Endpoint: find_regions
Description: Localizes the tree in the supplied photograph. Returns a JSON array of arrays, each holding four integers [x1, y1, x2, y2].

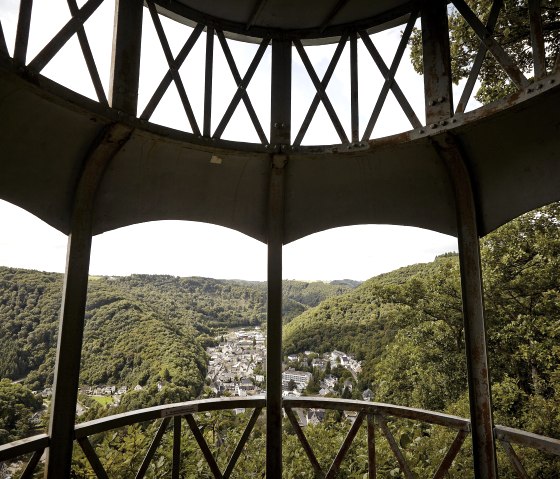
[[410, 0, 560, 104]]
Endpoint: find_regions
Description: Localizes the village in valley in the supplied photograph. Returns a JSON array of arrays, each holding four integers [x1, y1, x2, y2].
[[38, 326, 370, 426], [205, 327, 372, 426]]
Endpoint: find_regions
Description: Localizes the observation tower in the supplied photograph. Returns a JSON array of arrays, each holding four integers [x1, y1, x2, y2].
[[1, 0, 560, 477]]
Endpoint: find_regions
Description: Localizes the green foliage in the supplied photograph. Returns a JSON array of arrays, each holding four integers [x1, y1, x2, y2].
[[409, 0, 560, 104], [0, 379, 42, 444]]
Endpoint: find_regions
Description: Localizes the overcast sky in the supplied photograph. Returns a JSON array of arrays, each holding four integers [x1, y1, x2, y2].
[[0, 0, 462, 281]]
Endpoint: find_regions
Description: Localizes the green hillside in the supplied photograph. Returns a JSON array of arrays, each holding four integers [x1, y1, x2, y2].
[[283, 204, 560, 475], [0, 270, 351, 393]]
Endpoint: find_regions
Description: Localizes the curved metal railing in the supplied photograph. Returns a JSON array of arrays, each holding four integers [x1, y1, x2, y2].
[[1, 397, 559, 478], [1, 0, 558, 150]]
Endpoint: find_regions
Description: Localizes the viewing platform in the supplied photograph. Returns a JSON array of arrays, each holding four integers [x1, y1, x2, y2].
[[1, 0, 559, 476]]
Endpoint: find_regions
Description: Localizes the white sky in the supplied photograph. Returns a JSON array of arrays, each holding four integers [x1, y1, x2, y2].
[[0, 0, 464, 281]]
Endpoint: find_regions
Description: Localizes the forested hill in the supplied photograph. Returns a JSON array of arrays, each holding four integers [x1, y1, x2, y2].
[[284, 204, 560, 462], [0, 270, 352, 393]]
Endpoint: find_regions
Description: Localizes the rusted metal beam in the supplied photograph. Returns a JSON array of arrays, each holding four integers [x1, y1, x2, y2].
[[135, 418, 171, 479], [498, 440, 529, 479], [294, 39, 349, 144], [0, 434, 48, 462], [266, 152, 286, 479], [77, 437, 110, 479], [421, 0, 453, 125], [45, 124, 133, 479], [20, 448, 44, 479], [147, 0, 200, 135], [325, 411, 365, 478], [528, 0, 546, 79], [172, 416, 181, 479], [350, 32, 359, 142], [109, 0, 143, 115], [223, 407, 262, 478], [367, 414, 376, 479], [67, 0, 108, 105], [214, 31, 269, 143], [285, 406, 324, 478], [267, 41, 289, 476], [358, 31, 421, 135], [294, 34, 348, 146], [203, 26, 214, 137], [433, 429, 469, 479], [28, 0, 103, 73], [451, 0, 529, 89], [140, 23, 204, 120], [362, 8, 419, 139], [456, 0, 502, 114], [495, 425, 560, 456], [432, 133, 497, 479], [377, 416, 415, 479], [14, 0, 33, 65], [185, 414, 223, 478]]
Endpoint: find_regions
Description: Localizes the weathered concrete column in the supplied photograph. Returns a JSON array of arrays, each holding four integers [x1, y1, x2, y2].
[[434, 134, 497, 478], [45, 125, 132, 478], [266, 38, 291, 479]]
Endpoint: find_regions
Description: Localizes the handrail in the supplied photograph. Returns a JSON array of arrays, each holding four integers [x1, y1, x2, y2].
[[0, 433, 49, 462], [2, 397, 559, 478], [495, 424, 560, 457]]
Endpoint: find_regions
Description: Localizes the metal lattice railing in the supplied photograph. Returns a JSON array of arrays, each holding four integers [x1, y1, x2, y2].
[[1, 397, 559, 478], [1, 0, 558, 147]]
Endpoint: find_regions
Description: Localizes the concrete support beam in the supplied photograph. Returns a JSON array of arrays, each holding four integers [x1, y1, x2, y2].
[[434, 133, 497, 479], [45, 124, 132, 478]]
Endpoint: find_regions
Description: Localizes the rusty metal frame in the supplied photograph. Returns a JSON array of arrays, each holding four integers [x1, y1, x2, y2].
[[358, 29, 421, 136], [498, 439, 530, 479], [325, 411, 365, 478], [13, 0, 32, 65], [528, 0, 546, 80], [223, 407, 263, 478], [66, 0, 107, 105], [367, 413, 376, 479], [433, 429, 469, 479], [214, 30, 269, 143], [27, 0, 104, 73], [293, 34, 348, 146], [185, 413, 223, 478], [360, 8, 419, 140], [285, 406, 324, 477], [172, 416, 181, 479], [455, 0, 503, 114], [451, 0, 529, 90], [146, 0, 200, 135], [294, 38, 349, 144], [377, 415, 415, 479], [4, 398, 559, 477], [45, 124, 133, 479], [203, 26, 214, 137], [140, 23, 204, 120], [77, 436, 110, 479], [433, 133, 498, 478]]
